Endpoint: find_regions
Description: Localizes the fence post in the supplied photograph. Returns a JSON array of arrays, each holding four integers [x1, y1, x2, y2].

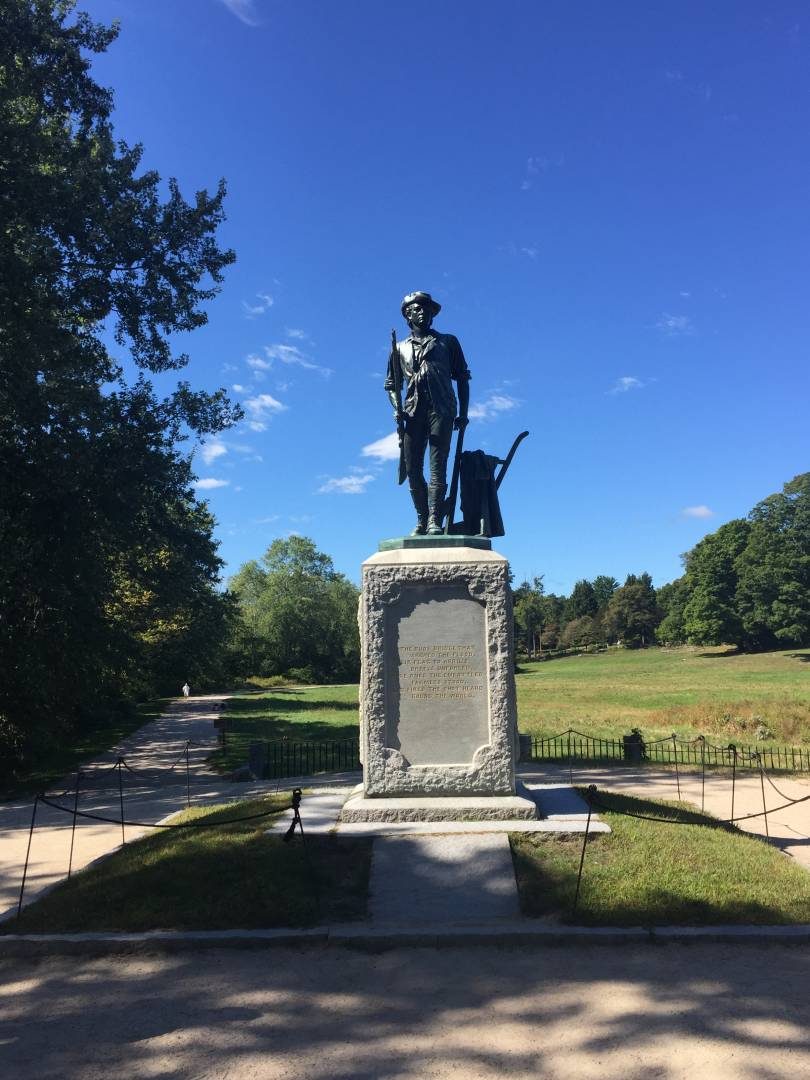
[[117, 759, 126, 846], [68, 770, 82, 877], [729, 745, 737, 823], [572, 785, 596, 917], [567, 730, 573, 785], [17, 794, 41, 921], [757, 752, 769, 839], [672, 734, 681, 800], [185, 743, 191, 808], [699, 736, 706, 812]]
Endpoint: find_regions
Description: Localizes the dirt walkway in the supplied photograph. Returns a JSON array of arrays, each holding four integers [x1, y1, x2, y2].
[[0, 694, 232, 920], [2, 943, 809, 1078]]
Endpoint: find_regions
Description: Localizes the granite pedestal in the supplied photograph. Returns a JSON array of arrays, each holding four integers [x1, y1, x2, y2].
[[340, 540, 537, 823]]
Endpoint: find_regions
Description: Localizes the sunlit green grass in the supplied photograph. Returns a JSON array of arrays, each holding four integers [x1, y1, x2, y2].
[[7, 795, 372, 932], [213, 685, 359, 772], [516, 646, 810, 745], [511, 791, 810, 925]]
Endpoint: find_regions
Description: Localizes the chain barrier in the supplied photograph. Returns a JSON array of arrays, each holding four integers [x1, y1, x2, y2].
[[16, 785, 302, 921], [571, 780, 810, 915]]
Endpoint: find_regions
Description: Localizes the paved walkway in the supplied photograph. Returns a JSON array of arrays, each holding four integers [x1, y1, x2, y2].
[[0, 694, 241, 919], [2, 944, 809, 1078]]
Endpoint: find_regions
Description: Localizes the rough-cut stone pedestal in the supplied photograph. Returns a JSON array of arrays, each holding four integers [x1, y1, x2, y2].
[[340, 543, 536, 823]]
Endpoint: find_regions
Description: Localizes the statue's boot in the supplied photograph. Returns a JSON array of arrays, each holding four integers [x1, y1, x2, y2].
[[410, 481, 429, 535], [426, 483, 446, 535]]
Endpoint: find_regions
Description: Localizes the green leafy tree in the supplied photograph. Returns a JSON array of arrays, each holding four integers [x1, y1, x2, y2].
[[603, 573, 661, 646], [655, 576, 690, 644], [592, 575, 619, 611], [229, 538, 360, 683], [0, 2, 239, 774], [513, 576, 545, 657], [680, 521, 750, 646], [560, 614, 603, 649], [735, 474, 810, 648], [565, 579, 597, 622]]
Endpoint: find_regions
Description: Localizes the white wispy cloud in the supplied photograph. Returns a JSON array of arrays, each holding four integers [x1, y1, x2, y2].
[[232, 383, 247, 393], [243, 392, 287, 431], [520, 152, 564, 190], [285, 328, 308, 340], [682, 505, 714, 519], [318, 473, 375, 495], [609, 376, 645, 394], [242, 292, 274, 318], [468, 392, 521, 421], [361, 432, 400, 462], [247, 355, 271, 371], [657, 313, 694, 336], [264, 343, 333, 377], [220, 0, 263, 28], [195, 477, 230, 490], [200, 440, 227, 465]]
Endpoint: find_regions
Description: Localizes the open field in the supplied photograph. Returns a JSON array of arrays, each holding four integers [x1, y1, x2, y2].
[[216, 648, 810, 768], [516, 646, 810, 745]]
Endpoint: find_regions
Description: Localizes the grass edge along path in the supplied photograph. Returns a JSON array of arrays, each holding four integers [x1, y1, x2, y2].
[[511, 790, 810, 926], [6, 795, 372, 934]]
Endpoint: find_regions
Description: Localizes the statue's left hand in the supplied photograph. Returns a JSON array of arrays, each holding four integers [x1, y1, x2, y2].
[[453, 416, 469, 431]]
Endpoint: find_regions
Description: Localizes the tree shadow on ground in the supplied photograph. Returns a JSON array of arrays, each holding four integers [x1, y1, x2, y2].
[[2, 943, 809, 1078], [230, 694, 358, 715]]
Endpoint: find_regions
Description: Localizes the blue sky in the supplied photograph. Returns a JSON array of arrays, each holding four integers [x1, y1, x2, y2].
[[80, 0, 808, 593]]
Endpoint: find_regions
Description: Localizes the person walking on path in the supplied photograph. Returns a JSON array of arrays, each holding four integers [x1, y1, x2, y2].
[[182, 682, 190, 698]]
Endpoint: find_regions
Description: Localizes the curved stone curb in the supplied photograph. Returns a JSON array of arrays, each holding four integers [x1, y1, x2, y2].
[[3, 922, 810, 957]]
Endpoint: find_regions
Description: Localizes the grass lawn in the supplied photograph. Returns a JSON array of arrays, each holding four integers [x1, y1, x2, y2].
[[213, 684, 359, 773], [213, 648, 810, 776], [7, 795, 372, 933], [511, 791, 810, 925], [516, 646, 810, 746], [1, 697, 173, 801]]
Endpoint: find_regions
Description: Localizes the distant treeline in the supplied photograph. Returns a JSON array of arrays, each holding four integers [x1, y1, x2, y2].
[[514, 473, 810, 654]]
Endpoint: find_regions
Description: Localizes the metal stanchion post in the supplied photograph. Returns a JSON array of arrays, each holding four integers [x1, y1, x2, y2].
[[672, 734, 681, 800], [68, 770, 82, 877], [17, 795, 40, 921], [567, 730, 573, 785], [117, 759, 126, 845], [729, 745, 737, 824], [185, 743, 191, 808], [699, 736, 706, 812], [758, 753, 769, 839], [572, 785, 596, 917]]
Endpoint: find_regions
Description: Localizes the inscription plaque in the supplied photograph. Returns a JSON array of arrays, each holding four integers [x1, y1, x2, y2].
[[385, 585, 489, 765]]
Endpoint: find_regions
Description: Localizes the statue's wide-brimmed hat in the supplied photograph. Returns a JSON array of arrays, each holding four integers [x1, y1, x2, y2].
[[401, 291, 441, 318]]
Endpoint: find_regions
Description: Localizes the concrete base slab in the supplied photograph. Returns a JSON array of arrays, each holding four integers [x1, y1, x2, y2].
[[369, 834, 521, 925], [335, 818, 611, 836], [339, 791, 538, 823]]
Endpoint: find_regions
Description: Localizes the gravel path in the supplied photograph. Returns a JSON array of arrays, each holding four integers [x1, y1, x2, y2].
[[2, 944, 809, 1078]]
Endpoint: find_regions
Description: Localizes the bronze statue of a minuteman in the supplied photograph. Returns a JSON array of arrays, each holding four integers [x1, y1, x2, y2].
[[385, 292, 470, 535]]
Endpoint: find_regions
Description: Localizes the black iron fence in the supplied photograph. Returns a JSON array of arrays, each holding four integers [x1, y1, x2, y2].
[[527, 728, 810, 772], [252, 739, 361, 780]]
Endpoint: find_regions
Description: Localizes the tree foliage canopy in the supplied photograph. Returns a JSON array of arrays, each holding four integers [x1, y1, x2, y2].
[[1, 2, 239, 777], [228, 537, 361, 684]]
